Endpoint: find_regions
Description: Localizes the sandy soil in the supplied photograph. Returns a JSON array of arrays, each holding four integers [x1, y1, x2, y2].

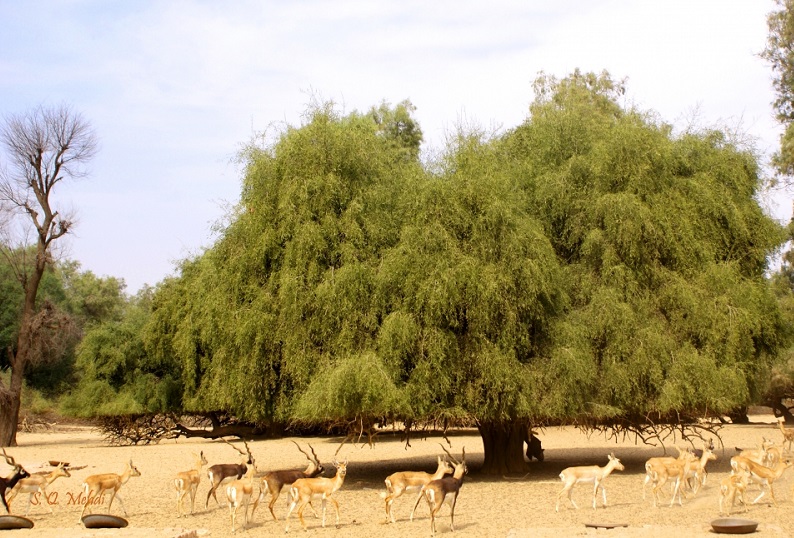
[[1, 417, 793, 537]]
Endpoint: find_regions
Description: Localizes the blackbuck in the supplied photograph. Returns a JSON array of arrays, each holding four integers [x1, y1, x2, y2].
[[205, 439, 254, 509], [692, 437, 715, 459], [776, 417, 794, 452], [7, 462, 70, 515], [226, 463, 257, 533], [644, 451, 697, 507], [413, 447, 467, 536], [719, 471, 749, 516], [730, 455, 794, 506], [79, 460, 141, 519], [0, 449, 30, 514], [381, 455, 453, 523], [173, 451, 208, 517], [673, 443, 717, 496], [735, 437, 775, 467], [251, 441, 323, 521], [285, 458, 348, 532], [556, 453, 624, 512], [642, 446, 692, 500]]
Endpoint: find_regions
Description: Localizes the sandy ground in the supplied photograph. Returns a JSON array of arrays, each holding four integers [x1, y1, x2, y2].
[[1, 416, 793, 537]]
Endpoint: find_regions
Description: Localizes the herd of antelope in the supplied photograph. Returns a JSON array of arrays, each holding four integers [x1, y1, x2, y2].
[[2, 416, 794, 534]]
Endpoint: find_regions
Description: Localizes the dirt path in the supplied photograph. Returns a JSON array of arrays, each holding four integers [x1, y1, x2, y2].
[[2, 416, 793, 537]]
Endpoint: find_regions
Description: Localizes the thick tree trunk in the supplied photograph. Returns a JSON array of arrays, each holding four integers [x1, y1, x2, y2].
[[1, 257, 45, 447], [0, 351, 24, 447], [478, 420, 529, 475]]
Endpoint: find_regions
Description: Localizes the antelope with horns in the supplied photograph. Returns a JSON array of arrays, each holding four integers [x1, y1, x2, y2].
[[7, 462, 70, 515], [382, 454, 453, 523], [79, 460, 141, 519], [413, 446, 467, 536], [173, 451, 208, 517], [285, 458, 348, 532], [0, 449, 30, 514], [205, 438, 254, 509], [251, 441, 323, 522]]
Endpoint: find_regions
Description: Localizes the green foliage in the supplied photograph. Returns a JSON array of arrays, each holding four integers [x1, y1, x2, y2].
[[762, 0, 794, 179], [294, 352, 408, 421], [504, 71, 787, 421], [141, 77, 787, 432], [62, 286, 180, 417], [0, 254, 122, 395]]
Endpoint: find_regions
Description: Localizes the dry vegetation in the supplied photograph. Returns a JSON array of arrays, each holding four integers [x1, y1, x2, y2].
[[2, 415, 794, 537]]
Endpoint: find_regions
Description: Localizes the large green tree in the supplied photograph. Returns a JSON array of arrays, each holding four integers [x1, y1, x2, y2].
[[506, 72, 786, 433], [145, 80, 787, 473]]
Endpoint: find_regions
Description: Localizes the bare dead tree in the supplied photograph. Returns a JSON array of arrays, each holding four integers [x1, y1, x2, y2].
[[0, 104, 97, 447]]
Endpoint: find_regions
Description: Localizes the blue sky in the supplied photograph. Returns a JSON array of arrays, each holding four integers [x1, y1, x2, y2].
[[0, 1, 787, 293]]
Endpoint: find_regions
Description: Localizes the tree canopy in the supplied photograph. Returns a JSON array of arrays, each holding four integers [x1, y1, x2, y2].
[[90, 75, 789, 473]]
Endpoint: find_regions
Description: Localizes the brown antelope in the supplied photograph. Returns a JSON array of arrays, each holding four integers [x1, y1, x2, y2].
[[735, 437, 775, 467], [730, 455, 794, 506], [226, 463, 257, 533], [381, 455, 453, 523], [0, 449, 30, 514], [556, 453, 624, 511], [682, 444, 717, 495], [251, 441, 323, 522], [776, 417, 794, 452], [285, 458, 348, 532], [719, 471, 749, 516], [205, 439, 254, 509], [173, 451, 208, 517], [645, 452, 696, 507], [7, 463, 70, 515], [79, 460, 141, 519], [414, 447, 467, 536], [642, 446, 692, 500]]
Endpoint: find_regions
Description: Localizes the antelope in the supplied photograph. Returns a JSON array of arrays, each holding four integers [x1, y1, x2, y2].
[[413, 447, 467, 536], [79, 460, 141, 519], [205, 439, 254, 509], [682, 444, 717, 495], [7, 463, 70, 515], [0, 449, 30, 514], [642, 446, 692, 500], [735, 437, 775, 467], [719, 471, 749, 516], [381, 455, 453, 523], [556, 453, 624, 512], [251, 441, 323, 521], [730, 455, 794, 506], [285, 458, 348, 532], [775, 417, 794, 452], [645, 452, 697, 507], [226, 463, 257, 533], [173, 451, 208, 517], [692, 437, 715, 459]]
